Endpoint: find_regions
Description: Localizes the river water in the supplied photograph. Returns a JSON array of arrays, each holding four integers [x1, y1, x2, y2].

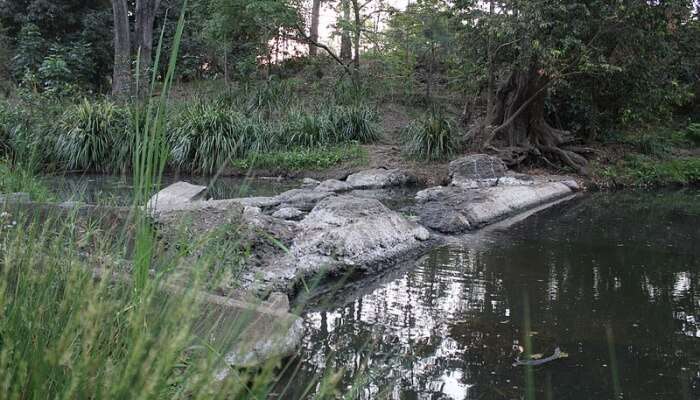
[[281, 190, 700, 399]]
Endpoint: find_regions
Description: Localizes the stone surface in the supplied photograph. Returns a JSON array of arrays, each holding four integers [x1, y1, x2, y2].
[[272, 207, 304, 220], [315, 179, 352, 193], [253, 196, 431, 291], [346, 168, 416, 189], [231, 196, 281, 209], [147, 182, 207, 214], [416, 183, 574, 233], [275, 188, 333, 211], [301, 178, 320, 188], [449, 154, 508, 188]]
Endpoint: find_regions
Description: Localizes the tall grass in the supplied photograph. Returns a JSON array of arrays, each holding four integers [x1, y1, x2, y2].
[[327, 105, 380, 143], [55, 99, 131, 172], [402, 111, 460, 160], [169, 101, 244, 174]]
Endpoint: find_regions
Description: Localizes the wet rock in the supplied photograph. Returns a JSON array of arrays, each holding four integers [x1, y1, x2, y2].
[[255, 196, 431, 291], [231, 196, 281, 209], [449, 154, 507, 188], [416, 183, 574, 233], [346, 168, 416, 189], [147, 182, 207, 214], [315, 179, 352, 193], [272, 207, 304, 221], [301, 178, 320, 189], [275, 188, 333, 211]]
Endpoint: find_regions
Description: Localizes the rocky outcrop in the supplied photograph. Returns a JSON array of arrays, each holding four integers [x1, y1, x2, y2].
[[272, 207, 304, 221], [274, 188, 333, 211], [415, 155, 579, 233], [250, 195, 431, 292], [346, 168, 416, 189], [147, 181, 207, 214], [315, 179, 352, 193]]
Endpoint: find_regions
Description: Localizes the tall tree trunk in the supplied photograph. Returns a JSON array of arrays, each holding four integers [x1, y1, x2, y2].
[[351, 0, 361, 70], [339, 0, 352, 61], [309, 0, 321, 56], [135, 0, 160, 96], [111, 0, 131, 97], [485, 65, 589, 174], [485, 0, 496, 123]]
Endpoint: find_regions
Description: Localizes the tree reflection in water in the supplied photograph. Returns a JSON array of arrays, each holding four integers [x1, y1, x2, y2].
[[279, 191, 700, 399]]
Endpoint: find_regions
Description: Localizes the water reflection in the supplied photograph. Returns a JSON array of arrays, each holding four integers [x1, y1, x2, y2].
[[42, 174, 299, 205], [284, 191, 700, 399]]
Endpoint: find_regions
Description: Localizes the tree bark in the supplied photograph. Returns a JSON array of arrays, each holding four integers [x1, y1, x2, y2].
[[351, 0, 361, 70], [135, 0, 160, 96], [309, 0, 321, 56], [111, 0, 131, 97], [485, 0, 495, 122], [484, 65, 589, 174], [339, 0, 352, 61]]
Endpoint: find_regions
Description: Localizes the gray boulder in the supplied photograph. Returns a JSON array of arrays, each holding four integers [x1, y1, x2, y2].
[[449, 154, 507, 188], [301, 178, 320, 189], [275, 188, 333, 211], [231, 196, 281, 209], [315, 179, 352, 193], [147, 182, 207, 214], [272, 207, 304, 221], [256, 195, 430, 290], [346, 168, 416, 189], [416, 182, 574, 233]]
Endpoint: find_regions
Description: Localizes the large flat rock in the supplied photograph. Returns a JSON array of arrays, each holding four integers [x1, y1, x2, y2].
[[346, 168, 416, 189], [416, 182, 574, 233], [252, 195, 431, 292], [147, 182, 207, 214]]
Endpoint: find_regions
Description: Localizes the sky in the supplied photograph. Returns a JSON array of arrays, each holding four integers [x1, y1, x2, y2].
[[316, 0, 410, 49]]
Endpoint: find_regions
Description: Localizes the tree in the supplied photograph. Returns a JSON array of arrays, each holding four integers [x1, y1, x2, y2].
[[111, 0, 130, 96], [339, 0, 352, 60], [309, 0, 322, 56], [456, 0, 698, 173], [135, 0, 161, 94]]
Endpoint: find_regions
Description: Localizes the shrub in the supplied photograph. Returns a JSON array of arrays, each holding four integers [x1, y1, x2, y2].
[[281, 109, 333, 148], [0, 161, 53, 200], [55, 99, 130, 172], [402, 112, 459, 160], [687, 123, 700, 145], [327, 105, 380, 143], [169, 101, 244, 174]]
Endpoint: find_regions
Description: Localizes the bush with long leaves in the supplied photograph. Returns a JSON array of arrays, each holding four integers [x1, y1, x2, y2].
[[55, 99, 130, 172], [327, 105, 380, 143], [169, 101, 245, 174], [402, 111, 460, 160]]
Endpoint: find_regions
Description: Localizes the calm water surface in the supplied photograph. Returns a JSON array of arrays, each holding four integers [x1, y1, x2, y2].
[[43, 174, 299, 205], [283, 190, 700, 399]]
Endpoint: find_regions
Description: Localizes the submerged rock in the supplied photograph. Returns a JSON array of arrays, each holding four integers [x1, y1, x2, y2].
[[346, 168, 416, 189]]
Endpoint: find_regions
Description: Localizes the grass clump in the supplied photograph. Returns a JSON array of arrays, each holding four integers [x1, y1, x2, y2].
[[596, 155, 700, 187], [169, 101, 245, 174], [327, 105, 380, 144], [282, 109, 333, 148], [402, 111, 459, 160], [686, 122, 700, 145], [55, 99, 130, 172], [0, 161, 53, 200], [232, 144, 367, 172]]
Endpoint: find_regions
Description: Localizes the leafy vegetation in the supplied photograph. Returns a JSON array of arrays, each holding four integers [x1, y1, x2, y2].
[[232, 144, 367, 172], [56, 99, 131, 172], [402, 112, 459, 161], [596, 156, 700, 188]]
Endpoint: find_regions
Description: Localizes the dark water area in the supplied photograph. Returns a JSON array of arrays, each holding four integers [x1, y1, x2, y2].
[[282, 190, 700, 399], [42, 173, 299, 205]]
